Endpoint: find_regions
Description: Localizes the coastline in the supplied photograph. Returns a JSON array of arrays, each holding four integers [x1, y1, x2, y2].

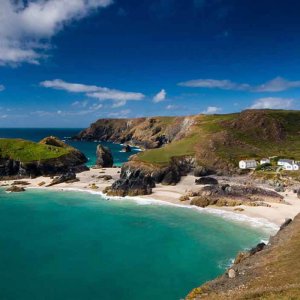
[[2, 168, 300, 233]]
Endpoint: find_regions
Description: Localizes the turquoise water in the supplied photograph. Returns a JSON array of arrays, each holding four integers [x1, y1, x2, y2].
[[0, 189, 270, 300], [0, 128, 141, 167]]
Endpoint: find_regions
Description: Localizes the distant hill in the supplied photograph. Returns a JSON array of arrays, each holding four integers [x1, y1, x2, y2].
[[76, 109, 300, 173], [0, 136, 87, 177]]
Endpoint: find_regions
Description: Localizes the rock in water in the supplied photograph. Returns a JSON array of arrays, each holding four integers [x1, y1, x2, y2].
[[122, 145, 132, 152], [6, 186, 26, 192], [96, 145, 113, 167]]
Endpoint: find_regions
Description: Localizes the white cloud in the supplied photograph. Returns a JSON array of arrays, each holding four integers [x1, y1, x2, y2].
[[254, 77, 300, 92], [153, 89, 167, 103], [179, 77, 300, 93], [41, 79, 100, 92], [166, 104, 179, 110], [0, 85, 5, 91], [250, 97, 294, 109], [201, 106, 222, 114], [108, 109, 131, 118], [41, 79, 145, 106], [179, 79, 250, 90], [0, 0, 112, 66]]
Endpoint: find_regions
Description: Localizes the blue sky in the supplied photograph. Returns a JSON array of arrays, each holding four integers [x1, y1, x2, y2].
[[0, 0, 300, 127]]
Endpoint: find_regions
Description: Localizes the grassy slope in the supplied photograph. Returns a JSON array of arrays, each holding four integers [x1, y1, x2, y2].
[[0, 139, 70, 162], [187, 214, 300, 300], [136, 110, 300, 168]]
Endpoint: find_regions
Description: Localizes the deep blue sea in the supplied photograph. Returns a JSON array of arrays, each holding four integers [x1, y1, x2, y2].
[[0, 128, 141, 167], [0, 128, 275, 299]]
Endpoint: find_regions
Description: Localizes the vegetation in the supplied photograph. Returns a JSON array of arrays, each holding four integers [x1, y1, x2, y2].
[[187, 214, 300, 299], [136, 110, 300, 170], [0, 138, 70, 162]]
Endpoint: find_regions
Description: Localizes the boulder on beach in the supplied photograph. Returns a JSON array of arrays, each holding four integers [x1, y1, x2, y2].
[[96, 145, 113, 167], [47, 172, 76, 187], [195, 177, 218, 185]]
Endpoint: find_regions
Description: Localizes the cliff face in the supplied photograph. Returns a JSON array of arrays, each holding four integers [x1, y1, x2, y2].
[[76, 110, 300, 177], [186, 214, 300, 299], [75, 116, 195, 149], [0, 137, 88, 178]]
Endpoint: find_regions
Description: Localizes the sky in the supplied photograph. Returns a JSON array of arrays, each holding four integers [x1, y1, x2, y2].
[[0, 0, 300, 127]]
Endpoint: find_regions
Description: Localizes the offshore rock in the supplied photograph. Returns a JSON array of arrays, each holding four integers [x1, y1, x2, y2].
[[96, 145, 113, 167]]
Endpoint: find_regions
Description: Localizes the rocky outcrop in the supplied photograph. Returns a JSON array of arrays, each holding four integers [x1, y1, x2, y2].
[[195, 177, 218, 185], [47, 172, 77, 187], [74, 116, 195, 149], [104, 167, 155, 196], [187, 215, 300, 299], [194, 166, 210, 177], [6, 186, 26, 192], [96, 145, 113, 167], [189, 184, 283, 208], [122, 145, 132, 152], [0, 137, 88, 178]]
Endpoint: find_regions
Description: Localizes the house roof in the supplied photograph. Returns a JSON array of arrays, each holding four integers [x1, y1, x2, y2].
[[278, 159, 294, 163]]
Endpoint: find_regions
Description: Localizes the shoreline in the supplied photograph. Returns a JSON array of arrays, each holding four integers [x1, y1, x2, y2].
[[2, 167, 300, 233]]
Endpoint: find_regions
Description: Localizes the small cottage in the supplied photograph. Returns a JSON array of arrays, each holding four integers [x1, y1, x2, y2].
[[278, 159, 294, 170], [260, 158, 270, 165], [293, 163, 300, 171], [239, 160, 257, 169]]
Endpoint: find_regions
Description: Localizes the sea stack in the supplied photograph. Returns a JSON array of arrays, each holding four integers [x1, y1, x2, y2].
[[96, 145, 113, 167]]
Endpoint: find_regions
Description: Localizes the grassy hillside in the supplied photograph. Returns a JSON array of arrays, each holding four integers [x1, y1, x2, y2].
[[136, 110, 300, 170], [0, 138, 70, 162], [187, 214, 300, 299]]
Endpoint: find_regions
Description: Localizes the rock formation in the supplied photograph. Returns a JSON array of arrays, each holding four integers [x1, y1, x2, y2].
[[186, 214, 300, 299], [104, 166, 155, 196], [96, 145, 113, 167], [0, 137, 88, 178], [122, 145, 132, 152]]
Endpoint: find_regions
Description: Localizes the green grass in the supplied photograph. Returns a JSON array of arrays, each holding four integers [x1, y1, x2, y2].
[[136, 110, 300, 167], [137, 135, 198, 165], [0, 139, 70, 162]]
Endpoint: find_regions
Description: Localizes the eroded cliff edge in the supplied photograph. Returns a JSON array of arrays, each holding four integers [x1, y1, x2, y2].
[[186, 215, 300, 299]]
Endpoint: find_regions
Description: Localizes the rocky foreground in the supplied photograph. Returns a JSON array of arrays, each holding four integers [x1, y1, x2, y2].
[[187, 214, 300, 299]]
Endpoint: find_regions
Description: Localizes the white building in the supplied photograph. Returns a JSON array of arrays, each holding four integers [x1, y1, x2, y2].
[[293, 163, 300, 171], [239, 160, 257, 169], [278, 159, 294, 170], [260, 158, 270, 165]]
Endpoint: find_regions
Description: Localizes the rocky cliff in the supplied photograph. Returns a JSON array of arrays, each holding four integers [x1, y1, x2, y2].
[[74, 116, 195, 149], [0, 137, 88, 178], [186, 214, 300, 299], [77, 110, 300, 185]]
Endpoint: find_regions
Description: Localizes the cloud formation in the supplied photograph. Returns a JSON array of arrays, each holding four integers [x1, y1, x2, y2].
[[254, 77, 300, 92], [201, 106, 222, 114], [41, 79, 145, 106], [250, 97, 294, 109], [0, 85, 5, 91], [179, 77, 300, 92], [0, 0, 112, 65], [153, 89, 167, 103], [179, 79, 250, 91]]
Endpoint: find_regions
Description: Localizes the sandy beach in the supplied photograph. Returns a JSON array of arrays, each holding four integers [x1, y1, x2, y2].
[[1, 168, 300, 229]]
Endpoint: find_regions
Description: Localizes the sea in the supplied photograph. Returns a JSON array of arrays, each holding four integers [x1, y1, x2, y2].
[[0, 128, 277, 300], [0, 128, 141, 167]]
